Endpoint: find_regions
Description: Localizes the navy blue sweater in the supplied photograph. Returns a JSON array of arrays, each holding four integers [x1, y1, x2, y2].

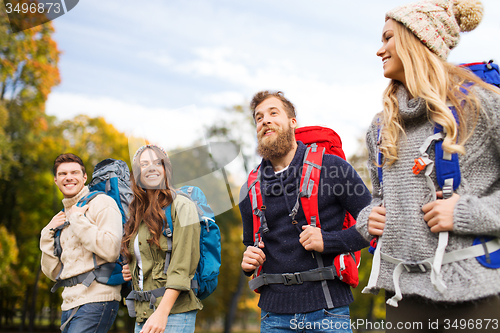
[[240, 142, 371, 313]]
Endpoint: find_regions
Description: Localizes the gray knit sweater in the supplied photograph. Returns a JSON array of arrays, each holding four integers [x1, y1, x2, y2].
[[356, 85, 500, 302]]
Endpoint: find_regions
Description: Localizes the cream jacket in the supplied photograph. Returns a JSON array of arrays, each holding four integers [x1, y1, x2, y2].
[[40, 186, 122, 311]]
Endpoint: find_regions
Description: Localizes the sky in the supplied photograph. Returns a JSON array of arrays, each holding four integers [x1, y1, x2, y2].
[[44, 0, 500, 189]]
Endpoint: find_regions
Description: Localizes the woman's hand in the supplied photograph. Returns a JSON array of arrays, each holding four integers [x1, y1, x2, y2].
[[368, 205, 386, 236], [140, 309, 169, 333], [422, 191, 459, 233], [122, 264, 132, 282], [140, 289, 181, 333]]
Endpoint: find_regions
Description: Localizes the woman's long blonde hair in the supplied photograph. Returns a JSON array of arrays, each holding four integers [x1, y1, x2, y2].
[[379, 20, 497, 166]]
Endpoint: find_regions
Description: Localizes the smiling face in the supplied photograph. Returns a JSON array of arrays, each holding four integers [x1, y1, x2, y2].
[[138, 149, 166, 189], [377, 19, 406, 85], [54, 162, 88, 198], [255, 96, 297, 160]]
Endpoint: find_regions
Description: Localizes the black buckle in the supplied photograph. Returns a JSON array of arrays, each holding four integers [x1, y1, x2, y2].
[[402, 262, 429, 273], [68, 276, 79, 287], [282, 273, 303, 286], [135, 291, 151, 302]]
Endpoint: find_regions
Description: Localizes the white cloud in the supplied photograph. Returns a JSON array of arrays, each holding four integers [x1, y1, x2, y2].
[[202, 91, 246, 106], [46, 92, 221, 153]]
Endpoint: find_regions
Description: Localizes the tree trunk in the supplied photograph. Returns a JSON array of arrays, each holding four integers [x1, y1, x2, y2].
[[223, 270, 247, 333], [0, 289, 3, 328], [19, 286, 30, 333], [49, 291, 58, 330], [28, 265, 41, 333]]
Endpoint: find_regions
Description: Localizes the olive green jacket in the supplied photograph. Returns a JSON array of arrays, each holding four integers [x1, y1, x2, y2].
[[128, 195, 202, 322]]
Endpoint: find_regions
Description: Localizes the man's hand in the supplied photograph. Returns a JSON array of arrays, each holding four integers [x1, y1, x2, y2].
[[122, 264, 132, 282], [47, 211, 67, 230], [68, 205, 89, 219], [300, 225, 324, 252], [422, 191, 459, 233], [241, 242, 266, 272], [368, 205, 386, 236]]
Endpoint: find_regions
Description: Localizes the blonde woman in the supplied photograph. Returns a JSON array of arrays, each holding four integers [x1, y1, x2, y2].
[[356, 0, 500, 330]]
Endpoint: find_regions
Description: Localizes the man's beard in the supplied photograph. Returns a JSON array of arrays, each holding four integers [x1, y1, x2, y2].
[[257, 124, 295, 160]]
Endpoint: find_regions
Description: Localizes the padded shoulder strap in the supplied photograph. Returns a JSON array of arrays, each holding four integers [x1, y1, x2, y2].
[[247, 165, 264, 247], [433, 104, 461, 195], [162, 202, 174, 237], [162, 200, 175, 274], [299, 143, 324, 229], [376, 121, 384, 194], [77, 190, 105, 207]]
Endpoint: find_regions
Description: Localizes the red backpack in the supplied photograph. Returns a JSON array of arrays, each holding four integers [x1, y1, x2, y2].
[[246, 126, 360, 300]]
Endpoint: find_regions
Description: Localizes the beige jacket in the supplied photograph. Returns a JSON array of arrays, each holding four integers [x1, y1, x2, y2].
[[40, 186, 122, 311]]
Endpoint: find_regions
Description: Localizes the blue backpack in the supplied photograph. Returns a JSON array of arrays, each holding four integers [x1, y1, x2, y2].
[[51, 159, 133, 292], [371, 60, 500, 268], [460, 60, 500, 88], [163, 186, 221, 300]]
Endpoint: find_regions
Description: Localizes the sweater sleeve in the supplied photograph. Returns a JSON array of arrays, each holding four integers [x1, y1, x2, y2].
[[453, 88, 500, 237], [68, 195, 122, 263], [40, 224, 62, 281], [165, 196, 200, 290], [356, 115, 385, 242], [320, 155, 372, 254]]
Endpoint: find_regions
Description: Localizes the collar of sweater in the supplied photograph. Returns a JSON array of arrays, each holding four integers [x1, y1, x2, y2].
[[396, 85, 427, 121], [260, 141, 307, 196], [62, 186, 90, 210]]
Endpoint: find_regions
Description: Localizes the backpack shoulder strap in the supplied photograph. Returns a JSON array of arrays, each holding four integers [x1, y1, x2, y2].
[[432, 104, 462, 198], [247, 165, 267, 247], [76, 190, 105, 207], [298, 143, 324, 228], [297, 143, 334, 308], [377, 123, 384, 195], [162, 200, 175, 274]]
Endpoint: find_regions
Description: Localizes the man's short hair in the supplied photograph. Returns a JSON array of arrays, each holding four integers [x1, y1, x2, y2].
[[53, 153, 86, 176], [250, 90, 296, 120]]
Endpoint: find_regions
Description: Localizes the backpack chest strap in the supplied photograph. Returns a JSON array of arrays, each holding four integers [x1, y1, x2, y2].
[[125, 287, 166, 317], [366, 238, 500, 307], [50, 261, 117, 292], [248, 265, 338, 290]]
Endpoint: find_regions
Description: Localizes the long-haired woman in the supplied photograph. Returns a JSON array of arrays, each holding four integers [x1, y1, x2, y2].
[[356, 0, 500, 330], [122, 145, 202, 333]]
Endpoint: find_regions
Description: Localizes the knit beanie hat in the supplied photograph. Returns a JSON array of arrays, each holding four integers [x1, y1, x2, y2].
[[132, 144, 169, 164], [386, 0, 483, 59]]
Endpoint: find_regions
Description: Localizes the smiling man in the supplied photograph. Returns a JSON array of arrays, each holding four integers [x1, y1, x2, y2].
[[40, 153, 122, 333], [240, 91, 371, 332]]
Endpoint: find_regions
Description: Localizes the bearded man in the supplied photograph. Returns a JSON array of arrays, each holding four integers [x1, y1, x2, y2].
[[239, 91, 371, 333]]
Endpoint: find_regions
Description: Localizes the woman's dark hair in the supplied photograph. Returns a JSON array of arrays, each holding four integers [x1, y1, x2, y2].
[[121, 146, 175, 263]]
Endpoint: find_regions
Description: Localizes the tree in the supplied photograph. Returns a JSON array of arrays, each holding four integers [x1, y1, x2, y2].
[[204, 104, 261, 333], [0, 4, 61, 328], [347, 135, 386, 329], [0, 0, 60, 179], [56, 115, 132, 172], [0, 225, 19, 326]]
